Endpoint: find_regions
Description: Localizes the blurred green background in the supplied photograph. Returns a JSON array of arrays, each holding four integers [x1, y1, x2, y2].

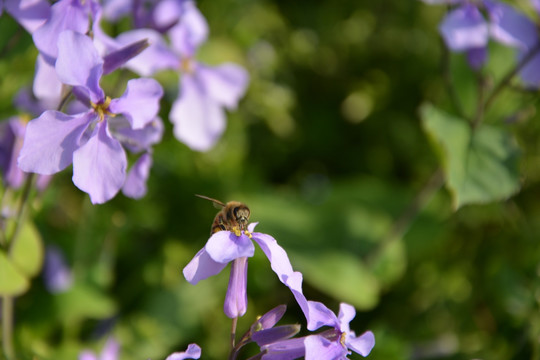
[[1, 0, 540, 359]]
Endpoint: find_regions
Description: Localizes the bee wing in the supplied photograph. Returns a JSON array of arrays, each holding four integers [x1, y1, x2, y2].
[[195, 194, 226, 208]]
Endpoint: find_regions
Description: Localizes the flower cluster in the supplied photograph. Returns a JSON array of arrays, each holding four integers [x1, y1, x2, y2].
[[0, 0, 248, 204], [183, 223, 376, 359], [424, 0, 540, 85]]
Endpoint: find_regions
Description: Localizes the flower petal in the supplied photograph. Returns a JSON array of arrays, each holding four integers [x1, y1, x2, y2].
[[72, 121, 127, 204], [224, 257, 248, 318], [32, 0, 90, 64], [168, 1, 208, 56], [4, 0, 50, 34], [122, 152, 152, 199], [251, 232, 294, 283], [261, 337, 306, 360], [109, 117, 164, 153], [170, 74, 226, 151], [205, 231, 255, 263], [439, 4, 489, 52], [56, 31, 104, 103], [109, 78, 163, 129], [519, 50, 540, 87], [285, 271, 310, 325], [43, 245, 73, 293], [166, 343, 202, 360], [252, 325, 301, 347], [346, 331, 375, 357], [304, 335, 346, 360], [33, 54, 63, 107], [183, 247, 227, 285], [101, 338, 120, 360], [197, 63, 249, 109], [485, 0, 538, 50], [18, 111, 91, 174], [306, 301, 340, 331], [337, 303, 356, 334]]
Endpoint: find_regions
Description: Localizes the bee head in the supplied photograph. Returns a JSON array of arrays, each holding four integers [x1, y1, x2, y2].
[[234, 205, 250, 229]]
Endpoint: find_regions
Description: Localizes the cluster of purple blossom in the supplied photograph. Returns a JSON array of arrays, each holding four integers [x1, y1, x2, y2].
[[0, 0, 248, 204], [424, 0, 540, 85]]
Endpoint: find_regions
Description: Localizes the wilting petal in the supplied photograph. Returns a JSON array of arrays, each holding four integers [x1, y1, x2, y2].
[[170, 74, 226, 151], [33, 54, 63, 107], [205, 231, 255, 263], [304, 335, 346, 360], [183, 247, 227, 284], [197, 63, 249, 109], [109, 78, 163, 129], [485, 0, 538, 50], [32, 0, 90, 64], [224, 257, 248, 318], [168, 1, 208, 56], [346, 331, 375, 357], [18, 111, 91, 174], [56, 31, 104, 103], [306, 301, 339, 331], [115, 29, 179, 76], [72, 121, 127, 204], [337, 303, 356, 333], [166, 343, 202, 360], [251, 232, 294, 283], [439, 4, 489, 51], [122, 153, 152, 199], [261, 337, 306, 360], [4, 0, 50, 33]]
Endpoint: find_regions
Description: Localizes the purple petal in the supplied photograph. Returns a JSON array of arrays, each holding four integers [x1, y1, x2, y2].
[[78, 351, 98, 360], [101, 338, 120, 360], [252, 325, 301, 347], [519, 50, 540, 87], [306, 301, 339, 331], [247, 222, 258, 232], [33, 54, 63, 107], [532, 0, 540, 14], [101, 0, 130, 21], [183, 247, 228, 284], [152, 0, 183, 30], [439, 4, 489, 52], [205, 231, 255, 263], [102, 39, 150, 75], [56, 31, 104, 103], [43, 245, 73, 293], [72, 121, 127, 204], [166, 343, 202, 360], [168, 1, 208, 56], [18, 111, 91, 174], [32, 0, 90, 64], [285, 272, 310, 325], [251, 304, 287, 331], [337, 303, 355, 334], [15, 86, 58, 117], [485, 0, 538, 50], [122, 152, 152, 199], [304, 335, 346, 360], [0, 118, 25, 189], [114, 29, 179, 76], [109, 117, 164, 153], [196, 63, 249, 109], [109, 78, 163, 129], [466, 47, 487, 70], [261, 337, 306, 360], [251, 232, 294, 283], [4, 0, 50, 33], [170, 74, 226, 151], [224, 256, 248, 318], [346, 331, 375, 357]]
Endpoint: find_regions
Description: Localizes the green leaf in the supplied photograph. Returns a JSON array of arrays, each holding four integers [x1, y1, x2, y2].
[[420, 103, 521, 209], [10, 221, 44, 278], [54, 284, 116, 322], [293, 251, 380, 310], [370, 238, 407, 288], [0, 251, 29, 296]]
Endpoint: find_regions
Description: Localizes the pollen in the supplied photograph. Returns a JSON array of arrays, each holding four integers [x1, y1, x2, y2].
[[180, 57, 194, 74], [232, 227, 242, 237], [91, 96, 115, 122], [340, 332, 347, 347]]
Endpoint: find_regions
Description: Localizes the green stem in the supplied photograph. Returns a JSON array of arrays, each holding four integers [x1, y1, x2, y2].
[[6, 174, 35, 248], [2, 296, 14, 360]]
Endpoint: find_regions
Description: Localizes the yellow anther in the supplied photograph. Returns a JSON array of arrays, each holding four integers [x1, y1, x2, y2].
[[340, 332, 347, 347], [91, 96, 115, 122], [180, 57, 194, 74]]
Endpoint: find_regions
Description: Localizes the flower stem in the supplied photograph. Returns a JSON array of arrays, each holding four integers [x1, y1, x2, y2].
[[2, 296, 15, 360]]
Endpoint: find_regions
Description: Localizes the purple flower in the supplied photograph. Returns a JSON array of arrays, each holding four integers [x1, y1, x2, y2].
[[113, 1, 249, 151], [1, 0, 50, 33], [18, 31, 163, 204], [43, 245, 73, 293], [165, 343, 202, 360], [183, 223, 296, 318], [79, 338, 119, 360]]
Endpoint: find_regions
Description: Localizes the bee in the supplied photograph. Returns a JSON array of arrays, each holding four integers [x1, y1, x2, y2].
[[195, 194, 251, 235]]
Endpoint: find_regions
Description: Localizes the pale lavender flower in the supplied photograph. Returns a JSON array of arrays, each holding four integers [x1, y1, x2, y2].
[[1, 0, 50, 33], [183, 223, 296, 318], [113, 1, 249, 151], [102, 0, 183, 32], [18, 31, 163, 204], [165, 343, 202, 360], [43, 245, 73, 293], [79, 338, 119, 360]]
